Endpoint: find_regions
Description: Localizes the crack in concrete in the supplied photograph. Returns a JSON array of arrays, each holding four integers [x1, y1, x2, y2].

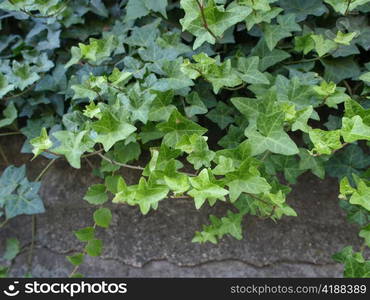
[[30, 244, 338, 270]]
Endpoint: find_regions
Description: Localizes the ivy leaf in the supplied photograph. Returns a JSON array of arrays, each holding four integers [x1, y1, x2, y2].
[[83, 184, 108, 205], [324, 0, 370, 14], [349, 178, 370, 211], [359, 224, 370, 247], [85, 239, 103, 257], [188, 169, 229, 209], [326, 144, 370, 183], [53, 130, 94, 169], [341, 116, 370, 143], [308, 129, 342, 155], [4, 179, 45, 219], [148, 90, 176, 122], [126, 0, 168, 21], [278, 0, 328, 21], [180, 0, 252, 49], [3, 238, 20, 261], [193, 211, 244, 243], [0, 102, 17, 129], [114, 178, 169, 215], [311, 34, 337, 57], [333, 246, 370, 278], [157, 110, 207, 147], [11, 61, 40, 91], [93, 208, 112, 228], [251, 39, 291, 71], [322, 57, 361, 83], [92, 111, 137, 152], [176, 134, 215, 169], [244, 7, 282, 30], [0, 73, 15, 98], [30, 128, 53, 159], [262, 14, 301, 51], [335, 31, 357, 45], [182, 53, 242, 93], [225, 159, 271, 202], [67, 253, 84, 266], [237, 56, 270, 85], [294, 35, 315, 55], [298, 148, 325, 179], [184, 92, 208, 118], [206, 101, 235, 129], [74, 227, 95, 242]]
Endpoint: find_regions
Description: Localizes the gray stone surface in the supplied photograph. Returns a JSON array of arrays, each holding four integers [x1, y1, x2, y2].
[[0, 136, 363, 277]]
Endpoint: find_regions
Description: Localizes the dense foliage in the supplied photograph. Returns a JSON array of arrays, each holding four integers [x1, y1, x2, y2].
[[0, 0, 369, 278]]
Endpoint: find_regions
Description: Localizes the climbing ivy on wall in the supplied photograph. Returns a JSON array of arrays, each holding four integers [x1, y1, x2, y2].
[[0, 0, 369, 278]]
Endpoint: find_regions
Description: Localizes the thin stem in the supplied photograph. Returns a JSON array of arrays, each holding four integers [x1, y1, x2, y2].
[[69, 223, 97, 278], [1, 82, 37, 101], [98, 153, 196, 177], [98, 153, 145, 171], [0, 219, 9, 229], [343, 80, 353, 97], [27, 215, 36, 274], [195, 0, 219, 41], [345, 0, 353, 15], [284, 55, 328, 65], [222, 83, 246, 91], [0, 145, 9, 165], [0, 132, 22, 137], [35, 159, 57, 182]]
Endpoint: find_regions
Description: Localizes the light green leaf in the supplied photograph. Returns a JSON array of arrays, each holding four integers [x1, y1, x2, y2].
[[188, 169, 228, 209]]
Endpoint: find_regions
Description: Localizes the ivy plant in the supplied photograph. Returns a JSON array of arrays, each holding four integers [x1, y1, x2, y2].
[[0, 0, 369, 278]]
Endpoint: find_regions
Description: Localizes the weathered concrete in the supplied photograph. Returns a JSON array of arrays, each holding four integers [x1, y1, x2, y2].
[[0, 136, 363, 277]]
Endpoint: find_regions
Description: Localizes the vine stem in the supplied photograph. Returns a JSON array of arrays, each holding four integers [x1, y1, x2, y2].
[[98, 153, 145, 171], [0, 132, 22, 137], [98, 153, 197, 177], [283, 54, 329, 65], [69, 224, 97, 278], [195, 0, 219, 41], [26, 158, 57, 274], [35, 159, 57, 182], [345, 0, 353, 15], [0, 219, 9, 229], [1, 82, 37, 102], [0, 145, 9, 165]]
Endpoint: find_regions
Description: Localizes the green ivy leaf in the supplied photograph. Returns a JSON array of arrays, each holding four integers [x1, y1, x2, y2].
[[0, 102, 17, 129], [188, 169, 229, 209], [93, 208, 112, 228], [74, 227, 95, 242], [180, 0, 252, 49], [3, 238, 20, 261], [83, 184, 108, 205], [262, 14, 301, 51], [30, 128, 53, 159], [157, 110, 207, 147], [67, 253, 84, 266], [333, 246, 370, 278], [92, 111, 137, 152], [85, 239, 103, 257], [53, 131, 95, 169]]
